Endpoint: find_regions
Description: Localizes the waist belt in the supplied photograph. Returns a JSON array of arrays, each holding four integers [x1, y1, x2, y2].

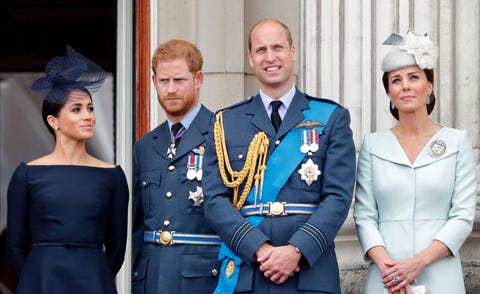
[[144, 230, 221, 246], [239, 202, 317, 217], [33, 242, 102, 249]]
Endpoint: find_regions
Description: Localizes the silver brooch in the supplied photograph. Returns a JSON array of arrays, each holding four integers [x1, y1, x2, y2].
[[428, 139, 446, 158]]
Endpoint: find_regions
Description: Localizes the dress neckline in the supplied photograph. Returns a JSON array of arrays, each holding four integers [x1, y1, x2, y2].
[[388, 126, 444, 165], [22, 161, 118, 169]]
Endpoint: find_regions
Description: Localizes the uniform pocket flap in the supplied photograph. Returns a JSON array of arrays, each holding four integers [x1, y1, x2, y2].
[[133, 255, 149, 280], [181, 254, 221, 278], [139, 170, 161, 186]]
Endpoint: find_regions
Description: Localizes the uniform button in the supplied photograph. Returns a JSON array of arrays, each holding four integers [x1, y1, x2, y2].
[[141, 181, 147, 187], [211, 268, 218, 276], [163, 220, 170, 227], [238, 153, 243, 159], [165, 192, 172, 199], [133, 272, 138, 278], [275, 140, 280, 146], [168, 165, 175, 171], [307, 151, 313, 156]]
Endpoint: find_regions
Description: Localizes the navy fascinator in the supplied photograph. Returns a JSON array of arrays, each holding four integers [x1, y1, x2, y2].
[[31, 45, 106, 104]]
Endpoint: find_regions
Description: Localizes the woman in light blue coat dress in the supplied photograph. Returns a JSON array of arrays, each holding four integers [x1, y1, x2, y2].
[[354, 31, 476, 294]]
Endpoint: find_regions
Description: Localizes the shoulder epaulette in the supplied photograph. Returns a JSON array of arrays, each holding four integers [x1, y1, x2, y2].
[[305, 94, 342, 107], [215, 95, 255, 114]]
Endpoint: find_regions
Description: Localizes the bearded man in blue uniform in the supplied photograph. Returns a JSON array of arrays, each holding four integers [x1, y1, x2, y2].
[[132, 39, 220, 294], [202, 19, 356, 293]]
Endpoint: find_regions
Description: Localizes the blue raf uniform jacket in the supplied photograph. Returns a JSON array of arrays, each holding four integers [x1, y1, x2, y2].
[[132, 105, 221, 294], [202, 90, 356, 293]]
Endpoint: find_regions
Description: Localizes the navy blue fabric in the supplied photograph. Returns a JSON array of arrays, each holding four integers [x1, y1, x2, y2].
[[203, 90, 356, 293], [6, 163, 129, 294], [132, 105, 221, 294], [30, 45, 106, 104], [270, 100, 283, 132]]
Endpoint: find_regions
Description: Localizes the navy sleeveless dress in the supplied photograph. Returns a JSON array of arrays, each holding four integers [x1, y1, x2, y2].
[[7, 162, 129, 294]]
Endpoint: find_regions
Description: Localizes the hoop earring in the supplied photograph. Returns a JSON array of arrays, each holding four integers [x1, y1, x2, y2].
[[426, 95, 431, 105]]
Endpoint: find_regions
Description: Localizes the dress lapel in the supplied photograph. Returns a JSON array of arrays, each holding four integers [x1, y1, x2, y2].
[[370, 131, 412, 166], [412, 127, 459, 168], [369, 127, 458, 168]]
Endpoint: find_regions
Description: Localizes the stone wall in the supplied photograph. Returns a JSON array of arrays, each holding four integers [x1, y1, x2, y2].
[[144, 1, 480, 293]]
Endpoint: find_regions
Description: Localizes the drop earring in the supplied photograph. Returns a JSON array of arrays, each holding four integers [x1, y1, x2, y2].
[[426, 95, 431, 105], [390, 102, 395, 110]]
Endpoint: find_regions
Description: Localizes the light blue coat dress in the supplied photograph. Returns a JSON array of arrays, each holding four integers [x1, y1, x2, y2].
[[354, 126, 476, 294]]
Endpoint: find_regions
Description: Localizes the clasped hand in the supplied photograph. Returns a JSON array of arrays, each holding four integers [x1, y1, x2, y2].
[[255, 243, 301, 284], [382, 257, 424, 294]]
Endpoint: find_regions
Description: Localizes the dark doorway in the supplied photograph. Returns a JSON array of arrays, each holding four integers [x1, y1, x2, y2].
[[0, 0, 116, 72]]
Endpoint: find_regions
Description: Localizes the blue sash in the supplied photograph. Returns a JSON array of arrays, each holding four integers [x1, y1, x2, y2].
[[214, 100, 337, 294]]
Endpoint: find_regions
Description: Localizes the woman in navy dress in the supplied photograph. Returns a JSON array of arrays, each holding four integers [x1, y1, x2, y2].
[[6, 46, 129, 294]]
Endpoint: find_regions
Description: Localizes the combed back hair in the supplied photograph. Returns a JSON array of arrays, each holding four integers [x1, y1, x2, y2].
[[248, 18, 293, 51], [151, 39, 203, 75]]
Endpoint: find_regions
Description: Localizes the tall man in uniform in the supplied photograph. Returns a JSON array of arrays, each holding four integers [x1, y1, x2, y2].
[[132, 39, 221, 294], [202, 19, 356, 293]]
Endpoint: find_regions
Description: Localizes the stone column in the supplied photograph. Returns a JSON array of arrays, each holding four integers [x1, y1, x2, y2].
[[454, 1, 480, 291], [147, 0, 480, 292]]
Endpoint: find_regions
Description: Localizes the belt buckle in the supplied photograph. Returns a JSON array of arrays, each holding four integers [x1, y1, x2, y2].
[[157, 230, 175, 245], [267, 202, 287, 216]]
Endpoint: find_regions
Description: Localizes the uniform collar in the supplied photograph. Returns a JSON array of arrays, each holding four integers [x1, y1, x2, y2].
[[167, 102, 201, 131], [259, 85, 296, 119]]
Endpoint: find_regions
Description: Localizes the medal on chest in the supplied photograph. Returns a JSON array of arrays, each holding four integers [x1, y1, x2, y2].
[[186, 146, 205, 180], [167, 124, 186, 159], [298, 158, 321, 186], [188, 186, 204, 207], [300, 129, 319, 153], [167, 143, 177, 159]]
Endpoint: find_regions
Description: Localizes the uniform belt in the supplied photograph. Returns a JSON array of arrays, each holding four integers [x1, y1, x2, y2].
[[144, 230, 221, 246], [239, 202, 317, 216]]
